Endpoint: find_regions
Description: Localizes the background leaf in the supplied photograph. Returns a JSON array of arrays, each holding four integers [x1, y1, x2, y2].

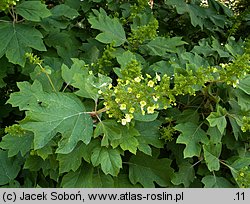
[[94, 120, 122, 146], [8, 81, 93, 154], [61, 163, 94, 187], [61, 59, 86, 86], [207, 107, 227, 135], [0, 133, 33, 157], [72, 73, 112, 101], [171, 161, 195, 187], [16, 1, 51, 22], [140, 37, 186, 56], [88, 8, 127, 46], [57, 143, 87, 174], [238, 76, 250, 95], [203, 142, 222, 171], [91, 145, 122, 176], [0, 23, 46, 66], [202, 175, 233, 188], [111, 126, 140, 154], [129, 152, 174, 187], [135, 120, 164, 155], [175, 122, 209, 158], [0, 150, 21, 185]]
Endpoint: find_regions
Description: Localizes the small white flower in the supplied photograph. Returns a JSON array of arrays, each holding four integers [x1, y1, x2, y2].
[[129, 107, 135, 113], [232, 79, 239, 88], [140, 101, 147, 107], [221, 63, 226, 68], [212, 68, 217, 73], [115, 98, 120, 103], [141, 109, 145, 115], [147, 106, 155, 114], [153, 96, 159, 102], [156, 73, 161, 81], [134, 77, 141, 82], [147, 80, 154, 87], [127, 87, 132, 93], [121, 119, 127, 125], [120, 104, 126, 110], [125, 114, 133, 122], [154, 104, 159, 109]]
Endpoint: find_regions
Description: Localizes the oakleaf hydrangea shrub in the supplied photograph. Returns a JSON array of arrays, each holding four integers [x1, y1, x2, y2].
[[0, 0, 249, 188]]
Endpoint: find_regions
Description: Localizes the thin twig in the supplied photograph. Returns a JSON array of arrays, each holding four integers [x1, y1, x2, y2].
[[11, 6, 16, 22], [191, 157, 203, 167], [37, 63, 57, 92], [62, 82, 71, 92], [0, 20, 11, 23]]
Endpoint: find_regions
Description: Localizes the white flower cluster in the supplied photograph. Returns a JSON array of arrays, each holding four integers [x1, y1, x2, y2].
[[200, 0, 240, 10], [218, 0, 240, 10], [200, 0, 209, 7]]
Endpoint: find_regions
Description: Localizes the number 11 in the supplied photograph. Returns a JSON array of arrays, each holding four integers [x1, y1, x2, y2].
[[236, 192, 245, 201]]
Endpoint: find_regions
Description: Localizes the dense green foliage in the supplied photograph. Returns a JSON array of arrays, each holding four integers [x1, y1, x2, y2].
[[0, 0, 249, 188]]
